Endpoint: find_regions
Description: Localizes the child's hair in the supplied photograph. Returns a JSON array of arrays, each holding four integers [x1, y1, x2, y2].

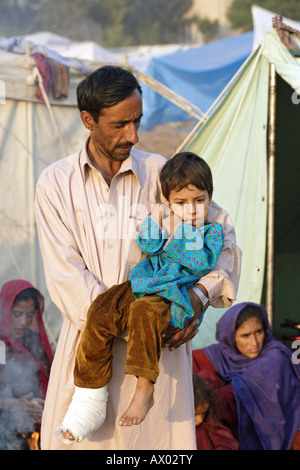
[[193, 373, 219, 426], [160, 152, 213, 201]]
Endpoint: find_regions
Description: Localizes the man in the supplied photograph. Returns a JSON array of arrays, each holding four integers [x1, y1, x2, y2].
[[35, 65, 241, 450]]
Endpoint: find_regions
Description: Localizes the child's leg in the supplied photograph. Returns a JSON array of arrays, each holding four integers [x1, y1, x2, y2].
[[119, 295, 171, 426], [56, 281, 135, 443], [74, 280, 135, 388]]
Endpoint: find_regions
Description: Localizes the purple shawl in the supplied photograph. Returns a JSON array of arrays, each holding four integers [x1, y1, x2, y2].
[[204, 302, 300, 450]]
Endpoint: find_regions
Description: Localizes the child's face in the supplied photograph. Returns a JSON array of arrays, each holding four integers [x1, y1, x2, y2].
[[168, 184, 211, 227], [195, 402, 210, 425]]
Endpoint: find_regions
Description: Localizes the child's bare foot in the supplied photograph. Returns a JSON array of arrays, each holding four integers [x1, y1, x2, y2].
[[118, 377, 154, 426], [61, 430, 75, 442]]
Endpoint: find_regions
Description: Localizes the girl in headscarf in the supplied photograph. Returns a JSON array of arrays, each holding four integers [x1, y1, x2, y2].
[[193, 302, 300, 450], [0, 280, 53, 449]]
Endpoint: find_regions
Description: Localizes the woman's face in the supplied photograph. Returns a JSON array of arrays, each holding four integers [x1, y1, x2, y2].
[[9, 299, 36, 339], [235, 317, 265, 359]]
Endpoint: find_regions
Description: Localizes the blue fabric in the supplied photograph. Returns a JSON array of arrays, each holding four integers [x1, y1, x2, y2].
[[129, 217, 223, 328], [141, 31, 253, 130], [204, 302, 300, 450]]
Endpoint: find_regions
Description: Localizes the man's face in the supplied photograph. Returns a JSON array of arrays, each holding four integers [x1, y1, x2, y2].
[[86, 88, 143, 163]]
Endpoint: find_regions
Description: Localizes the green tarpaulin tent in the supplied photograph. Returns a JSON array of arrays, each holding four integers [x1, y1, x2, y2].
[[190, 28, 300, 349]]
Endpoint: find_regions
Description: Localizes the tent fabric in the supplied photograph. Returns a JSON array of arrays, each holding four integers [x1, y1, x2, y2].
[[0, 49, 85, 105], [24, 32, 190, 73], [141, 31, 253, 130], [0, 31, 255, 130], [0, 97, 89, 348], [189, 28, 300, 349], [0, 36, 88, 73]]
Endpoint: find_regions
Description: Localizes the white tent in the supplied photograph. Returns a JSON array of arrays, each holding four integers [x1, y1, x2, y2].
[[23, 31, 189, 72], [0, 50, 91, 347]]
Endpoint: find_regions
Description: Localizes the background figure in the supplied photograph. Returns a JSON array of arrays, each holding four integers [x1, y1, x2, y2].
[[193, 372, 239, 450], [193, 302, 300, 450], [0, 280, 53, 450]]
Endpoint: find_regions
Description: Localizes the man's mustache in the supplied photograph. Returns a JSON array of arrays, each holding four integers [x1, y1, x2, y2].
[[117, 142, 134, 149]]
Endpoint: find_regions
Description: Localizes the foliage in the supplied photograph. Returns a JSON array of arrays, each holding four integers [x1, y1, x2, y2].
[[197, 17, 220, 43], [0, 0, 193, 46], [89, 0, 193, 46], [227, 0, 300, 32]]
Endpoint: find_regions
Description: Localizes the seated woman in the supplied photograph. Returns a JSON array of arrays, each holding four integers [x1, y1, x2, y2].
[[0, 280, 53, 450], [193, 302, 300, 450]]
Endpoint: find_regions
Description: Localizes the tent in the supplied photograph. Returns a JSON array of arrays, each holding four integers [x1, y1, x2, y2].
[[23, 31, 189, 73], [0, 50, 91, 348], [142, 31, 253, 130], [188, 25, 300, 349]]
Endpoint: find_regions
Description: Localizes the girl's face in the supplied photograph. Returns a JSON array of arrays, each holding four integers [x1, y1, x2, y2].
[[195, 402, 210, 425], [235, 317, 265, 359], [9, 299, 36, 339], [168, 184, 211, 227]]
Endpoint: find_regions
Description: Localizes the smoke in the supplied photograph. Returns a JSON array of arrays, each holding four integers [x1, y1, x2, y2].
[[0, 350, 39, 450]]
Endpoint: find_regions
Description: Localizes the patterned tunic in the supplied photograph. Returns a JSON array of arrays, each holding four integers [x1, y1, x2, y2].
[[129, 217, 224, 328]]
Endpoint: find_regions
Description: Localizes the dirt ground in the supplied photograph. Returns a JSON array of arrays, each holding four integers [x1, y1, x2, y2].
[[136, 120, 196, 159]]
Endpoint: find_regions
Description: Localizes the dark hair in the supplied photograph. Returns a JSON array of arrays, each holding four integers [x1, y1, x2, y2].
[[193, 373, 219, 426], [235, 305, 265, 331], [77, 65, 142, 122], [160, 152, 213, 201], [12, 288, 40, 311]]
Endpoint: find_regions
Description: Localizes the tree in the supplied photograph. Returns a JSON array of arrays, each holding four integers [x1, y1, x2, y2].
[[227, 0, 300, 32], [88, 0, 193, 46], [0, 0, 193, 46], [197, 17, 220, 43]]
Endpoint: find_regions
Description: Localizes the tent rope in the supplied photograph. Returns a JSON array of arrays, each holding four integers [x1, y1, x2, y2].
[[126, 65, 205, 121]]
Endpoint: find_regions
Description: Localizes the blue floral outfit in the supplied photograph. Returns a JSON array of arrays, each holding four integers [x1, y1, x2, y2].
[[129, 217, 224, 328]]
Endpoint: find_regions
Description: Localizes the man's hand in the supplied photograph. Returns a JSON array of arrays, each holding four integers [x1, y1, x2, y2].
[[162, 287, 204, 351]]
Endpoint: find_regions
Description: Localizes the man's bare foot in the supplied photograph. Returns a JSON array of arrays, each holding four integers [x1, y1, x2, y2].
[[118, 377, 154, 426]]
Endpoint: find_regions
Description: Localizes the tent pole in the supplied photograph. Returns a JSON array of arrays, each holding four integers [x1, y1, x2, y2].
[[267, 63, 276, 325]]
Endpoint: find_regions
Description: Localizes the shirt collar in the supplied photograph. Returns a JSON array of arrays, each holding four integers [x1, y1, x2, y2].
[[80, 138, 143, 188]]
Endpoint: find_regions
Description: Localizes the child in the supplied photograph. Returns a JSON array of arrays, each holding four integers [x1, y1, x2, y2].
[[193, 373, 239, 450], [56, 151, 224, 444]]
